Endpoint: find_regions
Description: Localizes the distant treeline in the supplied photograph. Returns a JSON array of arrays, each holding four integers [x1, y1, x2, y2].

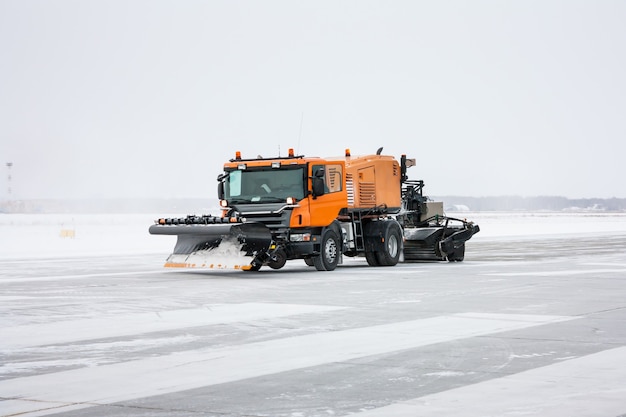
[[438, 196, 626, 212], [0, 198, 215, 214], [2, 196, 626, 213]]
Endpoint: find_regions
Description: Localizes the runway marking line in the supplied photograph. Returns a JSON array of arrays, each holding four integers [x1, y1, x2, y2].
[[0, 312, 576, 417], [350, 345, 626, 417], [2, 302, 347, 349]]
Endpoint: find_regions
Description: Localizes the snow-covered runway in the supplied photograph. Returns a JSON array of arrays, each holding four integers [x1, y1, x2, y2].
[[1, 212, 626, 416]]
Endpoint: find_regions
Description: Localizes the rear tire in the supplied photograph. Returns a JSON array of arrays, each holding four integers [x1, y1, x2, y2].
[[376, 221, 403, 266], [447, 244, 465, 262], [313, 230, 340, 271], [365, 251, 380, 266]]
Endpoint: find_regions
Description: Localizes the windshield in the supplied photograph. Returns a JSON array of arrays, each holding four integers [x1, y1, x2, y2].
[[224, 167, 306, 203]]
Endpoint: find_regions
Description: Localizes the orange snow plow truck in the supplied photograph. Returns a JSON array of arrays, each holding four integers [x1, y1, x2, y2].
[[149, 148, 479, 271]]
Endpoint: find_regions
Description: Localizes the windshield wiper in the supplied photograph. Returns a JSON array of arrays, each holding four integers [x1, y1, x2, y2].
[[256, 196, 287, 203], [228, 198, 252, 204], [229, 196, 287, 204]]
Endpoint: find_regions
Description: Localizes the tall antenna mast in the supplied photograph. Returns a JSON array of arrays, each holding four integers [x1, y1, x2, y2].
[[6, 162, 12, 198], [296, 111, 304, 155]]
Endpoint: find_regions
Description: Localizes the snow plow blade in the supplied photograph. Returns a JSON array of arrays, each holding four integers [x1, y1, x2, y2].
[[403, 220, 480, 262], [149, 217, 272, 270]]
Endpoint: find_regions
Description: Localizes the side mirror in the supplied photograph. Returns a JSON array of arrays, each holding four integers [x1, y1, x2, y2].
[[311, 167, 325, 198], [311, 177, 325, 198], [217, 182, 225, 200]]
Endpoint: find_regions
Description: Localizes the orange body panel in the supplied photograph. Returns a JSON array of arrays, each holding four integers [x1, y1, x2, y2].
[[344, 154, 402, 210], [222, 152, 401, 228]]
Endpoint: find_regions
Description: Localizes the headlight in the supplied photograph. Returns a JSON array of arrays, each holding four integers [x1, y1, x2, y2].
[[290, 233, 311, 242]]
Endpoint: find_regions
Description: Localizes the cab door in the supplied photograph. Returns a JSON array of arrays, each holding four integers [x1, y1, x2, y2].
[[307, 162, 347, 227]]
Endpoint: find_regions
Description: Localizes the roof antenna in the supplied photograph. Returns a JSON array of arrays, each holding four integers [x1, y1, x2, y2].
[[297, 111, 304, 155], [376, 147, 383, 155]]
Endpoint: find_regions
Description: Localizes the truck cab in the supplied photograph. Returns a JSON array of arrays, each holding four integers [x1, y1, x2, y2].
[[217, 150, 348, 269]]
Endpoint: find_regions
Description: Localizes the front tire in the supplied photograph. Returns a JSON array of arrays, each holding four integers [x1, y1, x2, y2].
[[313, 230, 340, 271], [268, 249, 287, 269]]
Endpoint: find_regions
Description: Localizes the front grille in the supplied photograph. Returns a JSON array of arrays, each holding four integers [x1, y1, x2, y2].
[[243, 211, 289, 229], [239, 209, 292, 241]]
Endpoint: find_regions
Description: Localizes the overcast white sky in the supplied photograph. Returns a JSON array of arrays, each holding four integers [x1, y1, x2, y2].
[[1, 1, 625, 199]]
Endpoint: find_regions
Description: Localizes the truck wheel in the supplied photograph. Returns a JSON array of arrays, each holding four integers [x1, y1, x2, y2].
[[447, 244, 465, 262], [313, 230, 340, 271], [363, 221, 380, 266], [376, 221, 403, 266], [365, 251, 380, 266], [268, 249, 287, 269]]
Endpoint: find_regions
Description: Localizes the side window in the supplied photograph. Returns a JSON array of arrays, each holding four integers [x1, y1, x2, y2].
[[326, 164, 343, 193], [226, 170, 242, 197], [312, 164, 343, 194]]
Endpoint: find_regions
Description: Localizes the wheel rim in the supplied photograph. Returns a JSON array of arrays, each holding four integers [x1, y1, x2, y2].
[[325, 239, 337, 263], [387, 235, 398, 258]]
